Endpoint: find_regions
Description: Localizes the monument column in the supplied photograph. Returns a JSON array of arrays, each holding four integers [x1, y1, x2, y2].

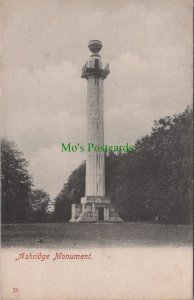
[[69, 40, 123, 222], [83, 41, 109, 197]]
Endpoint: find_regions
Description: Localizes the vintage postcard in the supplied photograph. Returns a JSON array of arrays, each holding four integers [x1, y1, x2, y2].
[[1, 0, 193, 299]]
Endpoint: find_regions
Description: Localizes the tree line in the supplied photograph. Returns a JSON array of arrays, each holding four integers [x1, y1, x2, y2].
[[1, 107, 193, 224]]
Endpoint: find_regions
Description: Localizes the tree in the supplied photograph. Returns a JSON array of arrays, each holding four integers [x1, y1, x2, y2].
[[53, 162, 85, 222], [30, 189, 51, 222], [134, 107, 192, 223], [53, 190, 71, 222], [1, 138, 33, 223]]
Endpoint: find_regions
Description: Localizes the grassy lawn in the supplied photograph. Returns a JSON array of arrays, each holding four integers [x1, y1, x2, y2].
[[1, 222, 192, 248]]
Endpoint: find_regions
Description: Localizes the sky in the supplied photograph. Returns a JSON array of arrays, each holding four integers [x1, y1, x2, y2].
[[1, 0, 192, 198]]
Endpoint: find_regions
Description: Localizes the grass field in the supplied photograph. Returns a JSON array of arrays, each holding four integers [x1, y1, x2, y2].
[[1, 222, 192, 248]]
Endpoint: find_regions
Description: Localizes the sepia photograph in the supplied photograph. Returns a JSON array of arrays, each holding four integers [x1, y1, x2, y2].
[[1, 0, 193, 299]]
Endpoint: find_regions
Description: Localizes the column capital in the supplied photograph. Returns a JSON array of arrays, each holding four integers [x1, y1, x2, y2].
[[81, 64, 110, 80]]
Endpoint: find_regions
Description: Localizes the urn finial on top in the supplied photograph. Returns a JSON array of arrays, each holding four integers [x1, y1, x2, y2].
[[88, 40, 102, 55]]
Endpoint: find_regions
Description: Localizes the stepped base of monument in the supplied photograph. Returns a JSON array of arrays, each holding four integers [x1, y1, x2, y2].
[[69, 196, 123, 223]]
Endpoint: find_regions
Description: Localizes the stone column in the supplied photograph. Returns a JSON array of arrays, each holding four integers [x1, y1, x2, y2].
[[81, 40, 110, 200], [86, 77, 105, 197], [69, 40, 123, 223]]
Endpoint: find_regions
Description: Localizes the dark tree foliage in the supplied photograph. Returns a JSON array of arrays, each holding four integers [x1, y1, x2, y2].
[[54, 107, 193, 224], [1, 138, 33, 223], [53, 162, 85, 222], [30, 189, 51, 222]]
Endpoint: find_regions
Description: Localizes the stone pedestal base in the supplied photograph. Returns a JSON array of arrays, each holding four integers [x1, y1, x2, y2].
[[69, 196, 123, 223]]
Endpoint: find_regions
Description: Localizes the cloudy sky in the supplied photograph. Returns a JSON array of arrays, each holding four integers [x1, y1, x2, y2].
[[1, 0, 192, 198]]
